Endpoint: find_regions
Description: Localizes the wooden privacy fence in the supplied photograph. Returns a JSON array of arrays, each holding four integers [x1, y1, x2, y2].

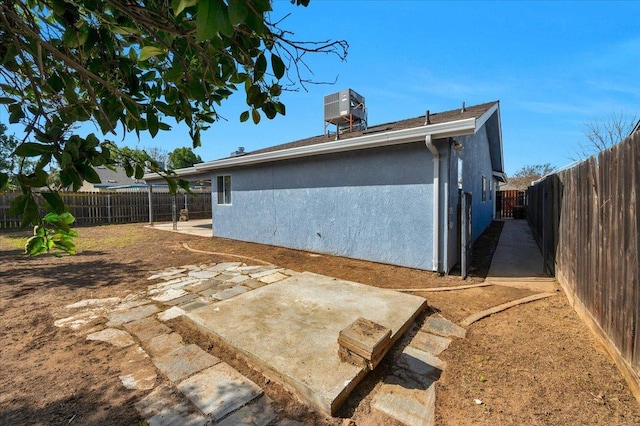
[[0, 191, 212, 228], [496, 189, 524, 218], [526, 131, 640, 401]]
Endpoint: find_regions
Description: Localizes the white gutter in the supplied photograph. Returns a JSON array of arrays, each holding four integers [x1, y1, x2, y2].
[[144, 117, 477, 182], [425, 134, 440, 272]]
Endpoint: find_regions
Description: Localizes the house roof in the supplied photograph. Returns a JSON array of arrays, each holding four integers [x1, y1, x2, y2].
[[92, 166, 144, 188], [632, 119, 640, 136], [248, 100, 498, 156], [144, 100, 504, 183]]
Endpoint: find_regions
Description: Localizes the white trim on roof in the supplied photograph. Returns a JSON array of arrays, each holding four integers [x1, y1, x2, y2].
[[144, 104, 500, 182]]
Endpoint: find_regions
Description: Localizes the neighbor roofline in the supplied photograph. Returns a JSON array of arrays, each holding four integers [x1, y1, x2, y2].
[[144, 103, 500, 182]]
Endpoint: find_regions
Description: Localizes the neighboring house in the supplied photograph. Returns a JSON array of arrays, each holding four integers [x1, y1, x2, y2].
[[632, 119, 640, 136], [78, 166, 148, 192], [144, 100, 506, 273]]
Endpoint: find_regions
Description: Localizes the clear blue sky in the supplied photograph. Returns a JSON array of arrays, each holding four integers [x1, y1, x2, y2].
[[6, 1, 640, 176]]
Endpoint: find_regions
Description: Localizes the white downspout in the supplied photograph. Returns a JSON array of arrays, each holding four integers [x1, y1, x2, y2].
[[425, 135, 440, 272]]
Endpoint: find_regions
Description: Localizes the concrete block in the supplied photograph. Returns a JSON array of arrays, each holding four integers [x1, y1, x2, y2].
[[410, 331, 452, 356], [106, 304, 159, 327], [86, 328, 135, 348], [177, 363, 263, 421], [124, 317, 172, 343], [154, 344, 220, 382], [338, 317, 391, 363], [216, 395, 276, 426], [422, 314, 466, 339], [146, 333, 185, 357]]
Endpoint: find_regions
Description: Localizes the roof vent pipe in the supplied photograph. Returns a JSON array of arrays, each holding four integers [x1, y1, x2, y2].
[[425, 110, 431, 125], [461, 101, 466, 113]]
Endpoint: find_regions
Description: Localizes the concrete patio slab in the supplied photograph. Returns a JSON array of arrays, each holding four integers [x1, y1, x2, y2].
[[177, 363, 263, 421], [185, 271, 427, 414]]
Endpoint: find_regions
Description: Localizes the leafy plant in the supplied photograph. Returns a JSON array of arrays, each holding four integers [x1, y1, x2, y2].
[[0, 0, 348, 255]]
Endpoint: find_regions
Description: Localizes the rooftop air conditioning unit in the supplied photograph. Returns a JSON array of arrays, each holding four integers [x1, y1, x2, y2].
[[323, 89, 366, 133]]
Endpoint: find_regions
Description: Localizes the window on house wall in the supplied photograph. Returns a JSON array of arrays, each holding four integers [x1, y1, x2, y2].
[[217, 175, 231, 205], [489, 179, 493, 201], [482, 175, 487, 202]]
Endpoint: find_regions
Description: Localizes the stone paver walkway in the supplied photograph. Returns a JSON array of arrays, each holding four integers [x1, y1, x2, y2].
[[55, 260, 467, 425]]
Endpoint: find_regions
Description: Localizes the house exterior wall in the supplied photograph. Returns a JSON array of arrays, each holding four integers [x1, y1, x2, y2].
[[442, 122, 496, 272], [212, 142, 437, 270]]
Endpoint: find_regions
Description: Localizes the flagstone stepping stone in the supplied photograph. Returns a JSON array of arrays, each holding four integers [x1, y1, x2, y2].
[[157, 306, 187, 322], [86, 328, 135, 348], [409, 331, 452, 356], [154, 344, 220, 382], [146, 333, 185, 357], [226, 274, 250, 284], [106, 304, 159, 327], [249, 268, 284, 279], [151, 288, 188, 303], [258, 272, 288, 284], [162, 293, 199, 307], [177, 362, 263, 421], [65, 297, 121, 309], [421, 314, 466, 339], [216, 395, 277, 426], [188, 270, 220, 279], [210, 285, 250, 301], [119, 346, 156, 390], [209, 262, 242, 272], [372, 378, 436, 426], [124, 317, 172, 343], [135, 385, 207, 426], [395, 346, 446, 385]]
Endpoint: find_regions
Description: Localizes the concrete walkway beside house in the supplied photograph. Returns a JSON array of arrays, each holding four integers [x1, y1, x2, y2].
[[484, 218, 558, 294]]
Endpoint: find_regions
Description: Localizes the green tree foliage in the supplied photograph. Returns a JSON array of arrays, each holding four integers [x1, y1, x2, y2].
[[0, 123, 35, 184], [508, 163, 554, 190], [167, 147, 203, 169], [0, 0, 347, 255]]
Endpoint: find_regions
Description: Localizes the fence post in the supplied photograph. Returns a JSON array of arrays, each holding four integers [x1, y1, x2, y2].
[[106, 193, 111, 223], [148, 184, 154, 226]]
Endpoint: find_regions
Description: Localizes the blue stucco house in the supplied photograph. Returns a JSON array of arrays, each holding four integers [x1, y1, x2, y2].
[[145, 100, 506, 273]]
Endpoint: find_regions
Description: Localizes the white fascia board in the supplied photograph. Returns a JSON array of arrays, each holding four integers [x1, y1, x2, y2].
[[475, 102, 499, 130], [144, 116, 477, 181]]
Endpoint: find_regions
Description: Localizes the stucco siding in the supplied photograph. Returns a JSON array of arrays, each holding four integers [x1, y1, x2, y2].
[[212, 143, 436, 270]]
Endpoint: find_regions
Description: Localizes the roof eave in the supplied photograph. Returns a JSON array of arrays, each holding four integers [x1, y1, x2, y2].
[[144, 117, 477, 182]]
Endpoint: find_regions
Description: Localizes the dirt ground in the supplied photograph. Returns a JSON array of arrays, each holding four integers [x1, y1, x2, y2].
[[1, 221, 639, 425]]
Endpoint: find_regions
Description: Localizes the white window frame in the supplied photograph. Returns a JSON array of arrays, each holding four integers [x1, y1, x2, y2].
[[482, 175, 487, 202], [217, 175, 232, 205]]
